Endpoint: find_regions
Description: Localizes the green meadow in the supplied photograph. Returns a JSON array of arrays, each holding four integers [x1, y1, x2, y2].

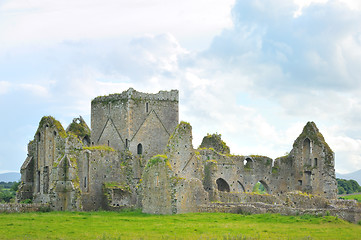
[[340, 193, 361, 202], [0, 210, 360, 240]]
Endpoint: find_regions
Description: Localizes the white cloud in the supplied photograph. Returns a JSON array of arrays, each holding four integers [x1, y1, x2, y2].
[[0, 0, 235, 52], [0, 81, 11, 95], [17, 83, 50, 97], [2, 0, 361, 174]]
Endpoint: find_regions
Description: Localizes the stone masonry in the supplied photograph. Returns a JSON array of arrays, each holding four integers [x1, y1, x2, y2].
[[17, 88, 360, 223]]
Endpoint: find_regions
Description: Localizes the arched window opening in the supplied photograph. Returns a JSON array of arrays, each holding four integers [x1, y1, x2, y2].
[[244, 158, 253, 169], [107, 140, 110, 146], [53, 131, 57, 137], [82, 136, 90, 146], [314, 158, 318, 167], [137, 143, 143, 155], [216, 178, 230, 192], [252, 181, 269, 194]]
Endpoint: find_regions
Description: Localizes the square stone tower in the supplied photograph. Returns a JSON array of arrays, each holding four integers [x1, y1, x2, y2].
[[90, 88, 179, 160]]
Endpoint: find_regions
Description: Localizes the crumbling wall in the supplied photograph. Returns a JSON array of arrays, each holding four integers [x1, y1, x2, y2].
[[196, 122, 337, 202], [79, 148, 131, 211], [165, 122, 202, 179], [286, 122, 337, 198], [141, 154, 208, 214], [18, 116, 67, 204], [141, 155, 175, 214], [199, 133, 230, 154]]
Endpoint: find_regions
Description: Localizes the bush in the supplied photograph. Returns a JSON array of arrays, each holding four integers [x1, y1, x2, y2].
[[337, 178, 361, 194], [20, 199, 32, 204], [38, 206, 51, 212]]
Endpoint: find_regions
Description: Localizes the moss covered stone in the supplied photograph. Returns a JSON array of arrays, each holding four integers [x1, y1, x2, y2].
[[145, 155, 169, 169], [66, 117, 91, 139], [199, 133, 230, 154], [37, 116, 67, 138], [83, 145, 115, 152]]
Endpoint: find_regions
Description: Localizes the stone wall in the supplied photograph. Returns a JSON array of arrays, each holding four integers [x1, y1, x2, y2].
[[0, 203, 49, 213]]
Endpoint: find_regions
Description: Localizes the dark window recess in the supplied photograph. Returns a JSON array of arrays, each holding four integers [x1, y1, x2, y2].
[[137, 143, 143, 155], [216, 178, 230, 192]]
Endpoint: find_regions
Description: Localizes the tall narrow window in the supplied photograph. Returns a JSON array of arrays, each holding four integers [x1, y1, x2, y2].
[[146, 102, 149, 113], [125, 139, 129, 149], [107, 140, 110, 146], [37, 171, 40, 192], [137, 143, 143, 155], [303, 138, 311, 163]]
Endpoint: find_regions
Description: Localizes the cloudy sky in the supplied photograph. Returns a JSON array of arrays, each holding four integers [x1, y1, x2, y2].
[[1, 0, 361, 174]]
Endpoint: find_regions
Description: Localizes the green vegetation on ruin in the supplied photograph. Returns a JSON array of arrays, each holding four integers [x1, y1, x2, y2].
[[66, 118, 91, 139], [271, 166, 279, 174], [200, 133, 230, 155], [103, 182, 131, 193], [37, 116, 67, 138], [83, 145, 115, 152], [0, 211, 360, 239], [91, 93, 128, 106], [145, 155, 169, 169]]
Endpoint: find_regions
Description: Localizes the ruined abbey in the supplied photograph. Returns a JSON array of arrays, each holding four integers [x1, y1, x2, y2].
[[16, 88, 360, 223]]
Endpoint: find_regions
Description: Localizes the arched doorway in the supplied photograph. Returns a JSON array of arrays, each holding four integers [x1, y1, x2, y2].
[[244, 157, 253, 169], [216, 178, 230, 192], [252, 181, 269, 194]]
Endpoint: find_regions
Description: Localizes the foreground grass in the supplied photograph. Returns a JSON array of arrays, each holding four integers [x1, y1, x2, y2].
[[0, 210, 360, 239], [340, 193, 361, 202]]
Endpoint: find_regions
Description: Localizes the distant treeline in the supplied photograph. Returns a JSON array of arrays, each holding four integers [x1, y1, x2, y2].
[[337, 178, 361, 195], [0, 181, 20, 203]]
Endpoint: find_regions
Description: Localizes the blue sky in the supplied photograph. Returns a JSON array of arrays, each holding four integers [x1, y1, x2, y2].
[[1, 0, 361, 174]]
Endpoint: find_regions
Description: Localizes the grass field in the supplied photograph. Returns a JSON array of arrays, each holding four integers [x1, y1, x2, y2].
[[340, 193, 361, 202], [0, 210, 360, 240]]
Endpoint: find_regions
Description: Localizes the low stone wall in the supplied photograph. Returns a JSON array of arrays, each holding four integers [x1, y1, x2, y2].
[[0, 203, 49, 213], [198, 202, 361, 224]]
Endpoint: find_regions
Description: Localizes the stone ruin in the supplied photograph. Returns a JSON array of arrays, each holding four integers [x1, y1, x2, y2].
[[17, 88, 360, 223]]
